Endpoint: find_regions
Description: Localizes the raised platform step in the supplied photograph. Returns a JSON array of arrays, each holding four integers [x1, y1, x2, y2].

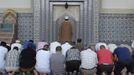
[[0, 31, 14, 44], [0, 37, 12, 39], [0, 38, 12, 44], [0, 33, 13, 37]]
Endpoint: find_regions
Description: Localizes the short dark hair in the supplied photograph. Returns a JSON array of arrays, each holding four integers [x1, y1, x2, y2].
[[56, 46, 62, 52], [0, 41, 6, 47], [77, 38, 82, 43], [29, 40, 34, 43], [13, 46, 19, 51], [100, 45, 105, 49], [71, 41, 76, 48], [43, 44, 49, 51]]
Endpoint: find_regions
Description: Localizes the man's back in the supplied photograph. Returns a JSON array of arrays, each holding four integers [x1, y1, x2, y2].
[[36, 50, 50, 68], [66, 48, 80, 61], [5, 50, 20, 66], [0, 46, 8, 69], [114, 47, 133, 62], [80, 49, 98, 69], [50, 52, 65, 74], [0, 46, 8, 63], [20, 48, 36, 68], [97, 48, 113, 64]]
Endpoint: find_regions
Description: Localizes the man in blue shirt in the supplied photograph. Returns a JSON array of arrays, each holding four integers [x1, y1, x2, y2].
[[113, 47, 133, 75]]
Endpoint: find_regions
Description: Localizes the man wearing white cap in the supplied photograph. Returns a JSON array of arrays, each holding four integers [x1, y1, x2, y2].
[[58, 16, 73, 44]]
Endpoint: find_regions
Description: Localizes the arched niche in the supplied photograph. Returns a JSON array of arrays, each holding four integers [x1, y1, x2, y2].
[[33, 0, 101, 47]]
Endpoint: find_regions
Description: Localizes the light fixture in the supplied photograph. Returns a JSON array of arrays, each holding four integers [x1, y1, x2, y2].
[[65, 1, 68, 9]]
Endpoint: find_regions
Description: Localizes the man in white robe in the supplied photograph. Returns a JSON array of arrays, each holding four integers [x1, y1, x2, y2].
[[61, 42, 72, 56], [35, 44, 50, 75], [50, 41, 61, 54], [108, 43, 117, 53], [0, 42, 8, 73]]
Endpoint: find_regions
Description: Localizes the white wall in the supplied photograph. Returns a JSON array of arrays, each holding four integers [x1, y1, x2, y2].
[[102, 0, 134, 9], [0, 0, 134, 9], [0, 0, 31, 8], [0, 0, 134, 13], [0, 0, 32, 13]]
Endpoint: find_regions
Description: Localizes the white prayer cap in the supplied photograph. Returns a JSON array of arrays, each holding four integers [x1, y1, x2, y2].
[[16, 40, 20, 43], [65, 16, 69, 20]]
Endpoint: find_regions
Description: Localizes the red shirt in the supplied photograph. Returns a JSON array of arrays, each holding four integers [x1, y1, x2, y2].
[[97, 48, 113, 65]]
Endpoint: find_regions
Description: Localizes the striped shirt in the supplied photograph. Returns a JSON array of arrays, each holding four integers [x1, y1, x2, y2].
[[66, 48, 80, 61], [5, 49, 20, 70], [80, 49, 98, 69]]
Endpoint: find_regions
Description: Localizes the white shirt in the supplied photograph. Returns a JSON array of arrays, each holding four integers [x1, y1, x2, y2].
[[95, 42, 108, 51], [50, 41, 61, 54], [0, 46, 8, 70], [61, 42, 72, 56], [35, 50, 50, 73], [108, 44, 117, 53], [80, 49, 98, 69], [11, 43, 22, 52]]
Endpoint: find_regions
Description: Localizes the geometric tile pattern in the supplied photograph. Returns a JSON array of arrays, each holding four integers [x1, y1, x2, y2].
[[17, 13, 34, 41], [1, 13, 134, 45], [99, 13, 134, 45]]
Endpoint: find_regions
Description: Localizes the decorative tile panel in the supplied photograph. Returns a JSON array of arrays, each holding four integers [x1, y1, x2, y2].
[[0, 13, 34, 42], [17, 13, 34, 41], [1, 12, 134, 45], [99, 13, 134, 45], [33, 0, 41, 42]]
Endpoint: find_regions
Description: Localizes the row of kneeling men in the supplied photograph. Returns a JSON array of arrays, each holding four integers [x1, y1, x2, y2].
[[0, 40, 133, 75]]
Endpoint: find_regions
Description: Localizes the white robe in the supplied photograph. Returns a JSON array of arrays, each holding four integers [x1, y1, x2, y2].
[[61, 42, 72, 56], [50, 41, 61, 54], [108, 44, 117, 53], [35, 50, 50, 73], [0, 46, 8, 71]]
